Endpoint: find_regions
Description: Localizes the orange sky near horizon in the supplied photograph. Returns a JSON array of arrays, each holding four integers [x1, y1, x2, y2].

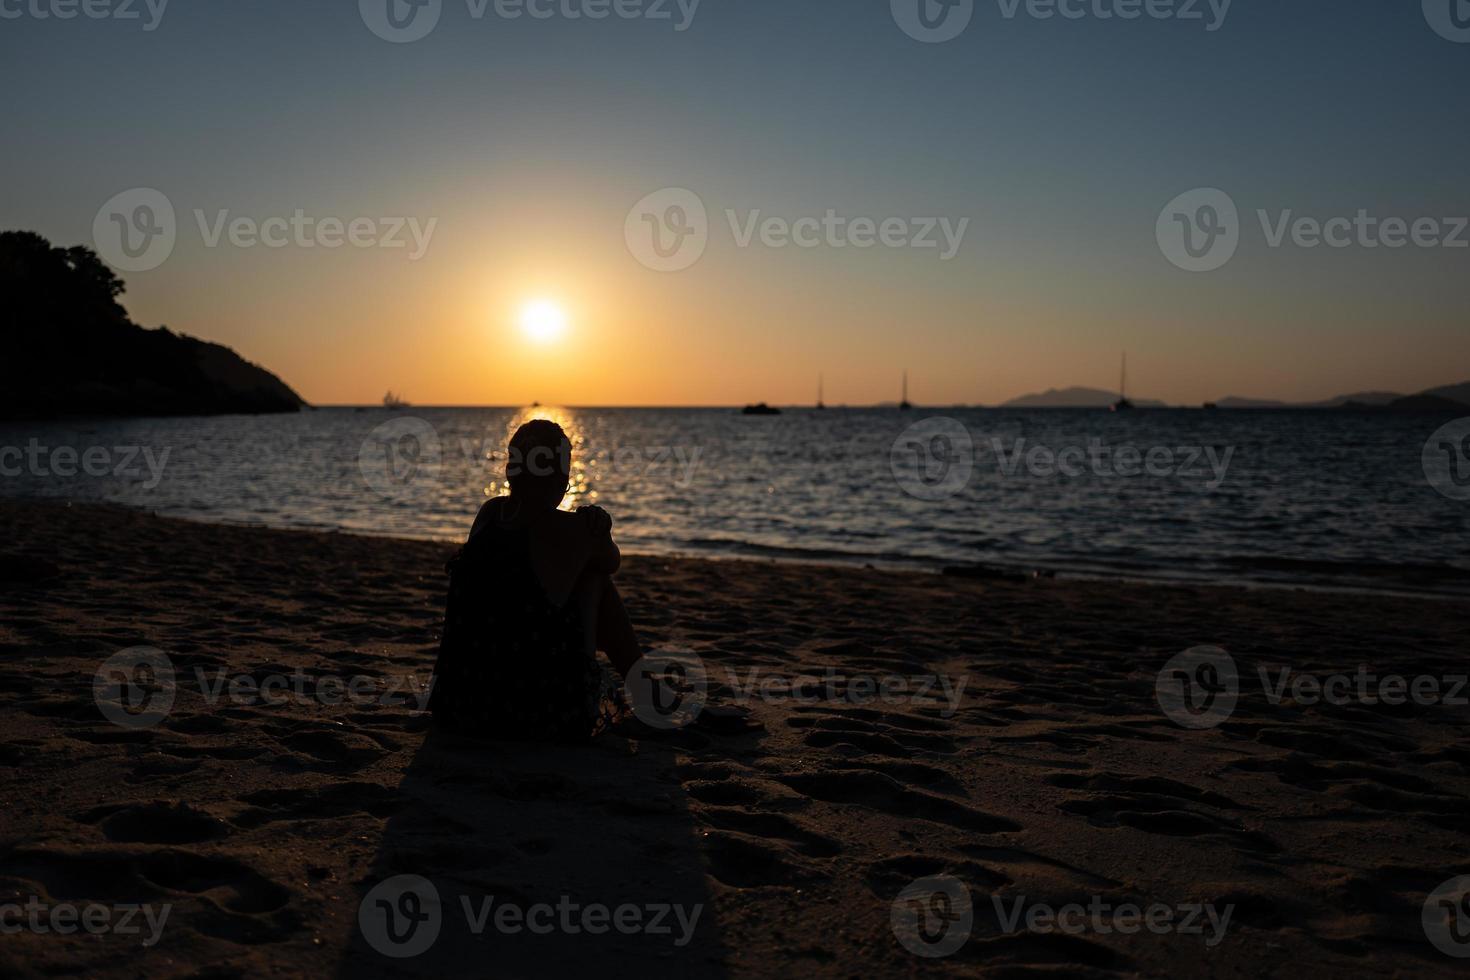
[[119, 224, 1466, 409], [99, 167, 1467, 410]]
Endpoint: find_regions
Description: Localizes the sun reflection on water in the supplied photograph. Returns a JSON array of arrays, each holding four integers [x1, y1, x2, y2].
[[502, 405, 590, 510]]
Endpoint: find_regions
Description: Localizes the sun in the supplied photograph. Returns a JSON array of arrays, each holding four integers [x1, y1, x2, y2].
[[519, 299, 568, 343]]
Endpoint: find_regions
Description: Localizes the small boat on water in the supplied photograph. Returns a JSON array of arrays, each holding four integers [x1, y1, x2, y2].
[[741, 403, 781, 416], [899, 370, 912, 410], [1110, 354, 1134, 412], [383, 390, 410, 409]]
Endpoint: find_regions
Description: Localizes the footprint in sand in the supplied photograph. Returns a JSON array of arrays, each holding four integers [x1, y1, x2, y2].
[[694, 806, 843, 858], [233, 781, 405, 827], [272, 728, 390, 772], [699, 830, 815, 889], [775, 769, 1020, 833], [82, 801, 232, 844]]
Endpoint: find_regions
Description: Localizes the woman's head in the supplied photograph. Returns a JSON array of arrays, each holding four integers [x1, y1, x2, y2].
[[506, 419, 572, 511]]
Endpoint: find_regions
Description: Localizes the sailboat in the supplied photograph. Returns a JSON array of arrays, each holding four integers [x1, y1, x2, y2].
[[899, 371, 912, 411], [383, 390, 409, 410], [1110, 354, 1134, 412], [816, 373, 825, 410]]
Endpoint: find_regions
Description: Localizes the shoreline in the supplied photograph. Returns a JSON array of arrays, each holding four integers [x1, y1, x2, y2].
[[7, 493, 1467, 602]]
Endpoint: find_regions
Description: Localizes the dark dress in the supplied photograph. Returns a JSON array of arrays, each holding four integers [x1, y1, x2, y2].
[[428, 505, 610, 742]]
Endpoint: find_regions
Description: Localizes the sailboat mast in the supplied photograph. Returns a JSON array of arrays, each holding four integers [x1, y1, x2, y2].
[[1120, 353, 1127, 400]]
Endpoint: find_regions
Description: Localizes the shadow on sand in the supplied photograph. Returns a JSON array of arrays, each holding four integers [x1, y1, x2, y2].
[[335, 721, 731, 977]]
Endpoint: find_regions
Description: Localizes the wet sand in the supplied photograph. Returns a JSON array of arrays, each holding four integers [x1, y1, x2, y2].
[[1, 499, 1467, 977]]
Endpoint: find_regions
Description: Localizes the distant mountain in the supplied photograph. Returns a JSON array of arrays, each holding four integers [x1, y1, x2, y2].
[[1216, 392, 1403, 409], [1378, 393, 1469, 413], [1217, 384, 1469, 411], [1423, 381, 1470, 406], [1001, 387, 1167, 409], [1304, 391, 1402, 408], [1005, 381, 1468, 412], [1, 230, 305, 420]]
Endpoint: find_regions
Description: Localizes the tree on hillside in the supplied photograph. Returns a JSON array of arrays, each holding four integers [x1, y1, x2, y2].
[[1, 229, 305, 419], [1, 230, 129, 334]]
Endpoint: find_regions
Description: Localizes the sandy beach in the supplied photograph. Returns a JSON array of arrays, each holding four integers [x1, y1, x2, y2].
[[2, 498, 1468, 977]]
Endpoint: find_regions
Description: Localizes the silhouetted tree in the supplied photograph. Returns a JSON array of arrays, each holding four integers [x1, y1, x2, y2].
[[1, 230, 304, 419], [1, 231, 127, 335]]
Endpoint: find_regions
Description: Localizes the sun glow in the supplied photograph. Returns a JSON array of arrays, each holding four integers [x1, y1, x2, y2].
[[519, 299, 568, 343]]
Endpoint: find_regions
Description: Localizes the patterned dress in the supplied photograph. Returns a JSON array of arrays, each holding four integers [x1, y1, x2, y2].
[[428, 512, 609, 743]]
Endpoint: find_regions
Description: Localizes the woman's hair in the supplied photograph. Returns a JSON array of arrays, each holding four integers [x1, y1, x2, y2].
[[506, 419, 572, 499]]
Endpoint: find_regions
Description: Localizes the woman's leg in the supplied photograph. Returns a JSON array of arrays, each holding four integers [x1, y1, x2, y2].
[[571, 571, 641, 678]]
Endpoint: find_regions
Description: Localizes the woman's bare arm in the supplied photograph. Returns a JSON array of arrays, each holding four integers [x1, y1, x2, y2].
[[579, 506, 621, 575]]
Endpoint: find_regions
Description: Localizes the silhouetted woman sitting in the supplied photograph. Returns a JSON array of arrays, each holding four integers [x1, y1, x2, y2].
[[429, 420, 641, 741]]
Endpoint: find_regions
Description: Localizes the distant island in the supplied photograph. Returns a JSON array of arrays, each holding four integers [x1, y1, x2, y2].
[[1216, 391, 1397, 409], [1213, 382, 1469, 412], [1004, 382, 1469, 411], [1, 230, 305, 420]]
